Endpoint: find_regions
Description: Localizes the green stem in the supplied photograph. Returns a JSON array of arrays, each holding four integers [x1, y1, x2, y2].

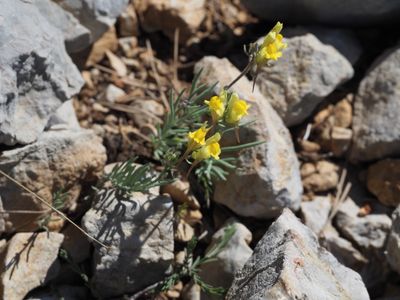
[[225, 61, 253, 90], [185, 160, 200, 179], [176, 148, 191, 167]]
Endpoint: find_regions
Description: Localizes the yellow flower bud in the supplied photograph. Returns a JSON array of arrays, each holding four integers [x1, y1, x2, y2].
[[187, 124, 209, 151], [205, 90, 227, 123], [225, 93, 250, 125], [192, 133, 221, 161], [255, 21, 287, 65]]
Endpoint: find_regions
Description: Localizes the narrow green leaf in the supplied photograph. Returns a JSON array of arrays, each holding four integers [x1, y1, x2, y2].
[[193, 82, 218, 104], [190, 69, 203, 96], [221, 140, 266, 152]]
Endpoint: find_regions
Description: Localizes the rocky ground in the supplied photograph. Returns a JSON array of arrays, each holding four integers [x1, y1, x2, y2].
[[1, 0, 400, 299]]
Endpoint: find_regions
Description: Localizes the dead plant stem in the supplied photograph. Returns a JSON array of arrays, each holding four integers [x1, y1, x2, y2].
[[0, 170, 109, 249]]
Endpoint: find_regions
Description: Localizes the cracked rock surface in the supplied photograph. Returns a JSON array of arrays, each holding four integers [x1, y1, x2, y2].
[[0, 0, 83, 145], [226, 209, 369, 300]]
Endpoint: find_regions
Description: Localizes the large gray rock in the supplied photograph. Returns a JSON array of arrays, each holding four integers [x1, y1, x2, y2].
[[241, 0, 400, 26], [0, 0, 83, 146], [199, 220, 253, 299], [335, 198, 392, 251], [301, 198, 369, 276], [226, 209, 369, 300], [286, 26, 362, 65], [82, 187, 174, 298], [256, 33, 353, 126], [55, 0, 129, 42], [342, 169, 392, 290], [320, 224, 368, 272], [195, 56, 302, 219], [386, 205, 400, 274], [0, 129, 106, 233], [35, 0, 91, 53], [350, 46, 400, 162], [0, 232, 64, 300]]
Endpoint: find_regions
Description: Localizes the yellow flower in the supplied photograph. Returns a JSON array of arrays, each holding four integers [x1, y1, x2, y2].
[[192, 133, 221, 161], [205, 90, 227, 123], [255, 22, 287, 65], [187, 124, 209, 151], [225, 93, 250, 125]]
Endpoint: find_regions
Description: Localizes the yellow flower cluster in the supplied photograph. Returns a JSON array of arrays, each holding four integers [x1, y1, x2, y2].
[[185, 90, 251, 163], [204, 90, 250, 126], [192, 132, 221, 161], [187, 125, 221, 162], [255, 22, 287, 65]]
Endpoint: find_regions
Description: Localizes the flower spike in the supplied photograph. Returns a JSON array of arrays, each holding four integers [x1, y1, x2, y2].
[[255, 21, 287, 66]]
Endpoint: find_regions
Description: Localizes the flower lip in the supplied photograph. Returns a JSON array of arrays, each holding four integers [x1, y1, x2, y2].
[[225, 93, 251, 125], [205, 90, 228, 123], [187, 124, 209, 151], [208, 142, 221, 159]]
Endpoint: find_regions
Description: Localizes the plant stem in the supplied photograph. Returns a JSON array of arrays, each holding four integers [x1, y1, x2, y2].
[[225, 61, 253, 90], [185, 161, 199, 179], [0, 209, 48, 214], [176, 148, 191, 166]]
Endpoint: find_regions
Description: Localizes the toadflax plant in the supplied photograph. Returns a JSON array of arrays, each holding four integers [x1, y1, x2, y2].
[[105, 21, 288, 297], [109, 22, 288, 198]]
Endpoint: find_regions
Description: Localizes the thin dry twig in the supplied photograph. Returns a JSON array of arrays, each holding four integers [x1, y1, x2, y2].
[[118, 121, 152, 143], [126, 281, 161, 299], [173, 28, 180, 86], [302, 123, 312, 141], [99, 101, 164, 124], [93, 63, 159, 92], [145, 39, 170, 112], [146, 90, 160, 102], [0, 210, 48, 214], [93, 63, 117, 75], [0, 170, 109, 249], [122, 78, 159, 91], [319, 169, 352, 238]]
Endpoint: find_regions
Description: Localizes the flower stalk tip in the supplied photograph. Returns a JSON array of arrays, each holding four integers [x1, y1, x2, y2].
[[255, 21, 287, 66]]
